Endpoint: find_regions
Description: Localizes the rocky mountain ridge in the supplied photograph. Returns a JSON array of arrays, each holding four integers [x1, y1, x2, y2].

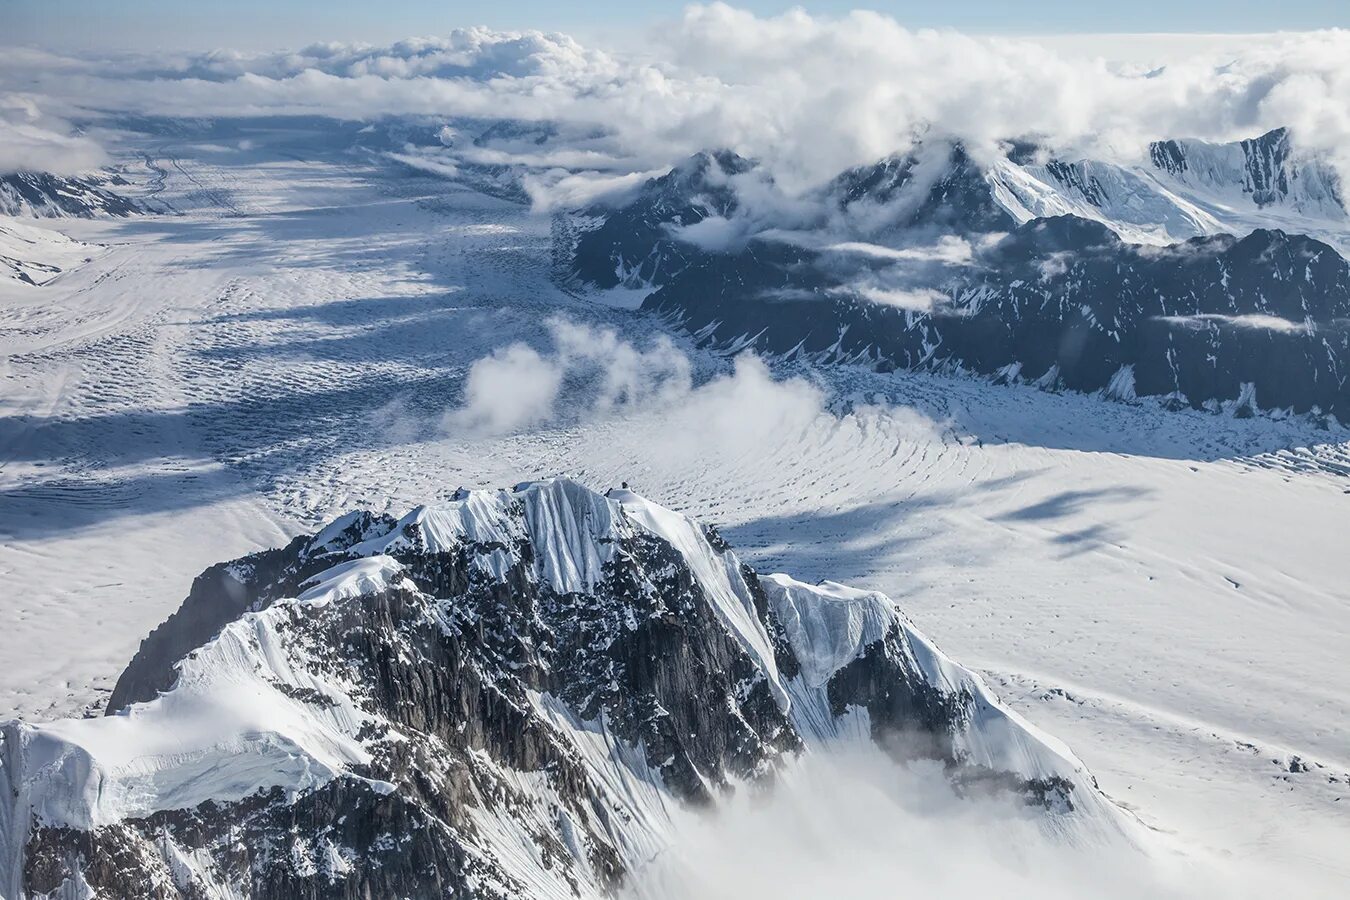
[[564, 130, 1350, 420], [0, 479, 1128, 899], [0, 173, 141, 219]]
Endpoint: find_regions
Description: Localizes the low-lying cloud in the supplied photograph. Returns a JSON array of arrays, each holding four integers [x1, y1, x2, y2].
[[828, 236, 976, 265], [443, 342, 566, 437], [439, 315, 846, 474], [0, 94, 107, 175], [442, 318, 691, 437], [1155, 313, 1313, 333], [628, 742, 1328, 900], [849, 285, 948, 312]]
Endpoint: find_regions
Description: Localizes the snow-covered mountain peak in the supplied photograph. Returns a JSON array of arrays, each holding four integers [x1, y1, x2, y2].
[[1148, 127, 1345, 217], [0, 478, 1133, 899]]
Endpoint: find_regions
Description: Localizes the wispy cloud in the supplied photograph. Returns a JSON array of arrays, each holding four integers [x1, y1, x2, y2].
[[0, 94, 107, 175], [441, 318, 691, 437], [628, 741, 1313, 900]]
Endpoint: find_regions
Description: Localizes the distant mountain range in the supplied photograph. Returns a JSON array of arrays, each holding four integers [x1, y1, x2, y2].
[[564, 129, 1350, 421]]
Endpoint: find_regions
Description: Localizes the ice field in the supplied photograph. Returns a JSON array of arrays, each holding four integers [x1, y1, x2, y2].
[[2, 123, 1347, 892]]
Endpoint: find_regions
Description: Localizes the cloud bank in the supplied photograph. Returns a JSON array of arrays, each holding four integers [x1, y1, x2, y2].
[[0, 94, 108, 175], [4, 6, 1350, 190]]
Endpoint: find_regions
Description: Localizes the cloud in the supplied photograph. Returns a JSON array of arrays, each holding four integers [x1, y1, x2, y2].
[[439, 317, 843, 471], [1154, 313, 1313, 333], [442, 343, 564, 437], [0, 94, 107, 175], [7, 9, 1350, 191], [627, 741, 1325, 900], [666, 214, 745, 251], [549, 317, 692, 413], [849, 285, 948, 312], [441, 318, 691, 437], [520, 168, 653, 211], [827, 236, 975, 265], [647, 354, 826, 463]]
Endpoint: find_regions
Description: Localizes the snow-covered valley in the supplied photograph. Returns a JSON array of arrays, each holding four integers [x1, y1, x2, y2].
[[2, 122, 1348, 895]]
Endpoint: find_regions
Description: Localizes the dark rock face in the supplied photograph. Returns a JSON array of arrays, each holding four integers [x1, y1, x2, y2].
[[1239, 128, 1294, 207], [568, 144, 1350, 418], [826, 142, 1017, 235], [1148, 138, 1189, 179], [569, 150, 755, 289], [107, 536, 314, 712], [3, 480, 1110, 899], [1043, 159, 1109, 207], [24, 780, 476, 900], [644, 219, 1350, 415], [0, 172, 141, 218]]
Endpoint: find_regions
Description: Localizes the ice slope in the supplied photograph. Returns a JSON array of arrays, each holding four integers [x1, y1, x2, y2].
[[987, 157, 1225, 245], [763, 573, 1105, 815], [0, 218, 100, 286], [1, 120, 1346, 893]]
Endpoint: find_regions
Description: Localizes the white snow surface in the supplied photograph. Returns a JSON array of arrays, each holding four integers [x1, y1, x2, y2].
[[1, 121, 1347, 894], [0, 217, 101, 286]]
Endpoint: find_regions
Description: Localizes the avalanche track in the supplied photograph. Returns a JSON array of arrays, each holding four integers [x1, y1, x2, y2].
[[1, 121, 1347, 893]]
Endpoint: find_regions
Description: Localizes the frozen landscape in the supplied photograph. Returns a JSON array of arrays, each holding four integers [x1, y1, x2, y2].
[[2, 7, 1350, 898]]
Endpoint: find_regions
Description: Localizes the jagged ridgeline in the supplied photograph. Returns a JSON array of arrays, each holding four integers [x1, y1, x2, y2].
[[0, 479, 1132, 899], [0, 173, 142, 219], [562, 130, 1350, 421]]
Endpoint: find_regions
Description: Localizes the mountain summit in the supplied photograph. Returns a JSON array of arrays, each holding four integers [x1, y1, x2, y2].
[[1, 478, 1128, 899]]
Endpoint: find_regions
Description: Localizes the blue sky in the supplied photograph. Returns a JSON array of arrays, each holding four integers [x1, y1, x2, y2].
[[7, 1, 1350, 51]]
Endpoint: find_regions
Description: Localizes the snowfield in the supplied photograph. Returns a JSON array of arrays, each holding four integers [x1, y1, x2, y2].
[[1, 122, 1348, 894]]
